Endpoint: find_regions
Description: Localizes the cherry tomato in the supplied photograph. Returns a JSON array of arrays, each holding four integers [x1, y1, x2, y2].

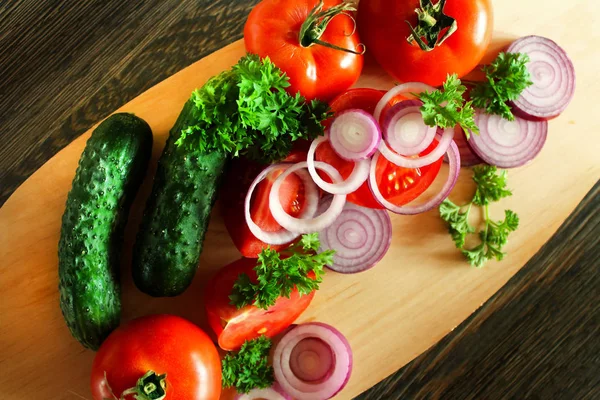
[[221, 153, 307, 258], [90, 315, 221, 400], [205, 258, 315, 351], [245, 0, 364, 101], [358, 0, 493, 86]]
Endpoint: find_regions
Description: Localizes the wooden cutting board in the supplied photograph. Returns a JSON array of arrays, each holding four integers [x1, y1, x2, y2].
[[1, 1, 598, 398]]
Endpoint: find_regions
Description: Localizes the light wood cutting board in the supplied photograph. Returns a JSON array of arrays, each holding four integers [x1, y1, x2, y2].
[[1, 1, 598, 399]]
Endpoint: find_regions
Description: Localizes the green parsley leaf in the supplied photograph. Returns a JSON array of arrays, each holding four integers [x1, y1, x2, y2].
[[418, 74, 479, 138], [230, 233, 335, 310], [470, 52, 533, 121], [222, 336, 273, 394], [176, 54, 331, 164], [439, 167, 519, 268], [472, 165, 513, 206]]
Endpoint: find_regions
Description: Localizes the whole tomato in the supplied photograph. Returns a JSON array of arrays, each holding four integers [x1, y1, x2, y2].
[[358, 0, 493, 86], [244, 0, 364, 101], [205, 258, 315, 351], [90, 315, 221, 400]]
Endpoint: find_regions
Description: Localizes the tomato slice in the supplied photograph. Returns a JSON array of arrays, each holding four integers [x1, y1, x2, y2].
[[221, 154, 307, 258], [320, 88, 443, 209], [205, 258, 315, 351]]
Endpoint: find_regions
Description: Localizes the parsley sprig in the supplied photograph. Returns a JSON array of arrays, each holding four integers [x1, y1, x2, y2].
[[222, 336, 273, 394], [176, 54, 331, 163], [440, 166, 519, 267], [417, 74, 479, 138], [470, 52, 533, 121], [230, 233, 334, 310]]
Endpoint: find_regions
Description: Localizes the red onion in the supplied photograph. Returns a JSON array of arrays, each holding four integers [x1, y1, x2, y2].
[[508, 35, 576, 120], [444, 126, 484, 167], [379, 126, 454, 168], [382, 100, 437, 156], [273, 323, 352, 400], [318, 200, 392, 273], [234, 383, 291, 400], [374, 82, 436, 122], [307, 136, 369, 195], [369, 139, 461, 215], [329, 109, 381, 160], [469, 110, 548, 168], [269, 162, 347, 234], [245, 165, 320, 245]]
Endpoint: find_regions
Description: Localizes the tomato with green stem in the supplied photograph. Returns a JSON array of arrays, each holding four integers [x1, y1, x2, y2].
[[357, 0, 493, 86], [90, 315, 221, 400], [244, 0, 364, 101]]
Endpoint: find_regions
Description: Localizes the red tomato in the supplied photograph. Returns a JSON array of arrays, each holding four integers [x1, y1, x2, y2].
[[358, 0, 493, 86], [315, 140, 442, 208], [330, 88, 385, 116], [245, 0, 364, 101], [205, 258, 315, 351], [90, 315, 221, 400], [221, 156, 307, 258]]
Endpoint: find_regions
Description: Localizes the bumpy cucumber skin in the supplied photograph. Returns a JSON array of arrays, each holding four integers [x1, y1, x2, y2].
[[58, 113, 152, 350], [133, 100, 227, 297]]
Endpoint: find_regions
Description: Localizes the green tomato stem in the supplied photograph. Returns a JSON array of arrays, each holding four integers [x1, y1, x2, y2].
[[405, 0, 458, 52], [119, 371, 167, 400], [298, 0, 365, 55]]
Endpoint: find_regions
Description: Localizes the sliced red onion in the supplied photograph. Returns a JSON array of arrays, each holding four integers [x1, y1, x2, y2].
[[318, 200, 392, 273], [307, 136, 369, 195], [234, 383, 291, 400], [382, 100, 437, 156], [507, 35, 576, 120], [379, 126, 454, 168], [245, 164, 319, 245], [273, 323, 352, 400], [329, 109, 381, 161], [270, 162, 347, 234], [444, 126, 484, 167], [374, 82, 436, 122], [369, 140, 461, 215], [469, 110, 548, 168]]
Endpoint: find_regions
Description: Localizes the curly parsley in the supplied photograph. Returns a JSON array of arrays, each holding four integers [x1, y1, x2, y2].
[[439, 166, 519, 267], [417, 74, 479, 138], [230, 233, 334, 310], [470, 52, 533, 121], [176, 54, 331, 163], [222, 336, 273, 394]]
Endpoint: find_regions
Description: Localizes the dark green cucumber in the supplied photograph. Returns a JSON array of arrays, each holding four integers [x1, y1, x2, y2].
[[133, 100, 227, 297], [58, 113, 152, 350]]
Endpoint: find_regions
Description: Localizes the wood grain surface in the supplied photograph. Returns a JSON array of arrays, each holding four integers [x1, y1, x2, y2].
[[0, 1, 599, 400]]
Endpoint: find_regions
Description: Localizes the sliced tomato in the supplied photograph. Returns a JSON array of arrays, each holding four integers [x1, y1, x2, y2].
[[330, 88, 385, 115], [315, 140, 443, 208], [221, 154, 306, 258], [205, 258, 315, 351]]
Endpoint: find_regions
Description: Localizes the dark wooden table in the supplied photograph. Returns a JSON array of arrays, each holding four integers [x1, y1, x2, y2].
[[1, 1, 598, 399]]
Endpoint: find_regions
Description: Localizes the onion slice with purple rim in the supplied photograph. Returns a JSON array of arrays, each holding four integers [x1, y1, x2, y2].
[[273, 323, 352, 400], [269, 162, 347, 234], [329, 109, 381, 160], [508, 35, 576, 120], [307, 136, 369, 195], [233, 383, 291, 400], [245, 164, 319, 245], [382, 100, 437, 156], [373, 82, 436, 122], [444, 126, 484, 167], [369, 139, 461, 215], [318, 200, 392, 273], [379, 126, 455, 169], [469, 110, 548, 168]]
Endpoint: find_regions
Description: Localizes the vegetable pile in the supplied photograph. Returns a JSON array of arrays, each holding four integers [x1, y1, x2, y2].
[[55, 0, 577, 398]]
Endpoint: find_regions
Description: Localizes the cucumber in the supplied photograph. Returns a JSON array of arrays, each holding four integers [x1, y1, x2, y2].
[[133, 100, 227, 297], [58, 113, 152, 350]]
